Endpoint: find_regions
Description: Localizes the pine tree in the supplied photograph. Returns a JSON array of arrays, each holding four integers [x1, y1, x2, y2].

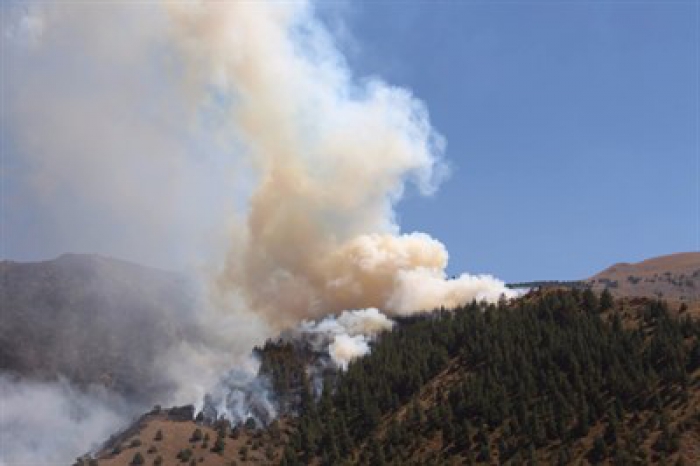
[[600, 288, 614, 311]]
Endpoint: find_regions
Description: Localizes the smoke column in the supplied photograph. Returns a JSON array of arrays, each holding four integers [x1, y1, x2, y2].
[[3, 0, 515, 328], [165, 1, 516, 327]]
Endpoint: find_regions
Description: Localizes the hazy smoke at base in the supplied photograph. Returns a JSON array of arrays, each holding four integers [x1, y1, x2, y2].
[[0, 376, 135, 465], [299, 308, 394, 369], [201, 357, 278, 427]]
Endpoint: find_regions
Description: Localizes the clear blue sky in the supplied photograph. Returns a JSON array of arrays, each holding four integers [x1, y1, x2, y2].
[[326, 1, 698, 282]]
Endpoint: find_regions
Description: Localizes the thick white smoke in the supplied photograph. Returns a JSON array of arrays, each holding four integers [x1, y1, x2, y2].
[[164, 1, 516, 326], [0, 376, 135, 465], [300, 307, 395, 369], [329, 335, 370, 371]]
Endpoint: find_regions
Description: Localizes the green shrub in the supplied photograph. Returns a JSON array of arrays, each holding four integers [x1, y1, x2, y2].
[[176, 449, 193, 462]]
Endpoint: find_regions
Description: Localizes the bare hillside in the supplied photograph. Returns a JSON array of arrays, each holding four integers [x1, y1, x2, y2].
[[587, 252, 700, 309], [80, 406, 290, 466]]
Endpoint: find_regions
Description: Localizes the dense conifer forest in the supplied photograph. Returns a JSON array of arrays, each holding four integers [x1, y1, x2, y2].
[[268, 289, 700, 465]]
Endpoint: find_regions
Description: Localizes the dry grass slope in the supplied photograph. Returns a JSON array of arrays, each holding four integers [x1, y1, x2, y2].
[[588, 252, 700, 313], [86, 408, 291, 466]]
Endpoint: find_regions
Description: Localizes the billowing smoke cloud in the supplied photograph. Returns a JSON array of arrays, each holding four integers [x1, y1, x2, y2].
[[164, 1, 516, 326], [4, 0, 513, 327], [329, 335, 370, 371], [299, 308, 394, 368]]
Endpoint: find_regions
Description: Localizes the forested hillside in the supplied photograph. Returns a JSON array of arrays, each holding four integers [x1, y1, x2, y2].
[[279, 289, 700, 465], [86, 288, 700, 465]]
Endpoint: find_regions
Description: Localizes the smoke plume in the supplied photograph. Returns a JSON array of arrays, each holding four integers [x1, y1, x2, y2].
[[164, 1, 516, 326], [4, 0, 514, 327], [2, 1, 517, 461], [299, 308, 395, 369]]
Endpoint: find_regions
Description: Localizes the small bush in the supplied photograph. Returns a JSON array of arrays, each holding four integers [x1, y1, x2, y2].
[[131, 452, 145, 465], [212, 437, 225, 454], [190, 428, 203, 442], [176, 449, 193, 462]]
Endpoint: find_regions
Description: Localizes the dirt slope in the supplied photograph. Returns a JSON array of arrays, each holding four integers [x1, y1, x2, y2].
[[588, 252, 700, 311], [80, 407, 290, 466]]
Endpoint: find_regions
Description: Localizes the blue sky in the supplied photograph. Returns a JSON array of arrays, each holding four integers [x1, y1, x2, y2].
[[329, 1, 698, 282]]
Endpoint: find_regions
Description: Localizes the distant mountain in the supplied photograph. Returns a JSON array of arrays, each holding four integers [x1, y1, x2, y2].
[[587, 252, 700, 308], [0, 254, 195, 403]]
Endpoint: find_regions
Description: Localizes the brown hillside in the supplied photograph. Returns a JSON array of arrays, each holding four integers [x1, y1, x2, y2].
[[588, 252, 700, 312], [79, 407, 291, 466]]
